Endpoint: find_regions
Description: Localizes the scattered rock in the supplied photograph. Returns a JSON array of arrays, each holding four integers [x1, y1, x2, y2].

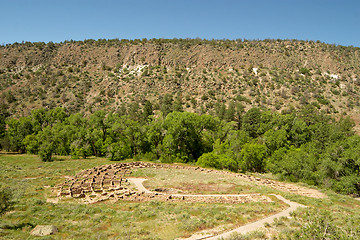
[[30, 225, 58, 236], [154, 188, 167, 192]]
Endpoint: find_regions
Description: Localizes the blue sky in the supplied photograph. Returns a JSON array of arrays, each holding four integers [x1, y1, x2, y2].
[[1, 0, 360, 47]]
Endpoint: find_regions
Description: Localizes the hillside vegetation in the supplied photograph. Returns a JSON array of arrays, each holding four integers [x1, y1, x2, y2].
[[1, 39, 360, 126]]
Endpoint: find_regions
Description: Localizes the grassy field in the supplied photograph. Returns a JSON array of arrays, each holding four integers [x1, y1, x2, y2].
[[1, 154, 360, 239], [0, 154, 286, 240]]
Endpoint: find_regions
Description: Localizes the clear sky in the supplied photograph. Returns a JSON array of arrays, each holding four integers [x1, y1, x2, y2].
[[1, 0, 360, 47]]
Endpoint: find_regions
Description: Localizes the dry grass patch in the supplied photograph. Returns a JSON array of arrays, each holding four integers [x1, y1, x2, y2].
[[130, 167, 262, 195]]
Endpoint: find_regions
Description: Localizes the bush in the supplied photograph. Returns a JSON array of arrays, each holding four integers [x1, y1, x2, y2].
[[201, 94, 209, 101], [159, 152, 189, 163], [332, 175, 360, 195], [133, 152, 157, 162], [0, 186, 14, 216], [240, 143, 266, 172], [197, 152, 238, 172], [107, 142, 131, 161], [23, 134, 39, 154], [39, 142, 54, 162], [197, 152, 222, 169], [70, 140, 92, 159], [316, 95, 330, 105], [282, 208, 359, 239], [299, 67, 310, 75]]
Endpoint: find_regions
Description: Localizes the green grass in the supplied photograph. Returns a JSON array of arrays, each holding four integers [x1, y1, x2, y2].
[[0, 154, 285, 240], [2, 155, 359, 239], [130, 164, 360, 239], [254, 189, 360, 239]]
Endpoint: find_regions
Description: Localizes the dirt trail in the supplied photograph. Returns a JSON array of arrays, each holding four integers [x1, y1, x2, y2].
[[205, 195, 305, 240], [127, 178, 306, 240], [128, 178, 152, 193]]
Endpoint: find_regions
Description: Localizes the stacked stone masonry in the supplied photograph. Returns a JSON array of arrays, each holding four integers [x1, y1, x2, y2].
[[55, 162, 325, 204]]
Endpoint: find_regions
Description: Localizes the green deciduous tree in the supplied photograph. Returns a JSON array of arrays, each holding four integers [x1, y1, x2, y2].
[[107, 141, 131, 161], [264, 128, 288, 153], [38, 127, 55, 162], [142, 100, 153, 121], [6, 117, 33, 153], [23, 134, 39, 154], [241, 107, 261, 138], [159, 112, 220, 162], [197, 139, 238, 171], [240, 142, 266, 172], [160, 94, 174, 116]]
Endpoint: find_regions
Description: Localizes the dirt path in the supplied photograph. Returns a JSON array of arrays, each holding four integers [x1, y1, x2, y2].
[[128, 178, 152, 193], [127, 178, 306, 240], [205, 195, 305, 240]]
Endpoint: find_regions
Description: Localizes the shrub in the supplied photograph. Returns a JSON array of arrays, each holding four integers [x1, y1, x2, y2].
[[332, 175, 360, 195], [197, 152, 222, 169], [240, 143, 266, 172], [282, 208, 359, 239], [107, 142, 131, 161], [201, 94, 209, 101], [299, 67, 310, 75], [0, 186, 14, 216], [197, 152, 238, 172], [39, 142, 54, 162], [160, 152, 189, 163]]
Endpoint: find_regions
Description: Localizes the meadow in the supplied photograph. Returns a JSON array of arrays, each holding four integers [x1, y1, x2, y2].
[[1, 154, 284, 240], [1, 154, 360, 239]]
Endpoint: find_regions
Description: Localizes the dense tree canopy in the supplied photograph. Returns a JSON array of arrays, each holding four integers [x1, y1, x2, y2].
[[1, 105, 359, 195]]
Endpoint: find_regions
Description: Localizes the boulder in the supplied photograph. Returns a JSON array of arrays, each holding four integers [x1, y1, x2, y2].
[[30, 225, 58, 236]]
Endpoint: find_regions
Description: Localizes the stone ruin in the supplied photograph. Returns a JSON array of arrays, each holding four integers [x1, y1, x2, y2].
[[57, 162, 142, 203], [54, 162, 272, 204], [54, 161, 325, 204]]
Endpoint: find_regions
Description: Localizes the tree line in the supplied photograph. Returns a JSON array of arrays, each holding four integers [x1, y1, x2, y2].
[[0, 105, 359, 195]]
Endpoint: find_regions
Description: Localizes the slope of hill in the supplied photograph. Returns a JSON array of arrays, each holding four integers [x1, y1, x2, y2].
[[1, 38, 360, 128]]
